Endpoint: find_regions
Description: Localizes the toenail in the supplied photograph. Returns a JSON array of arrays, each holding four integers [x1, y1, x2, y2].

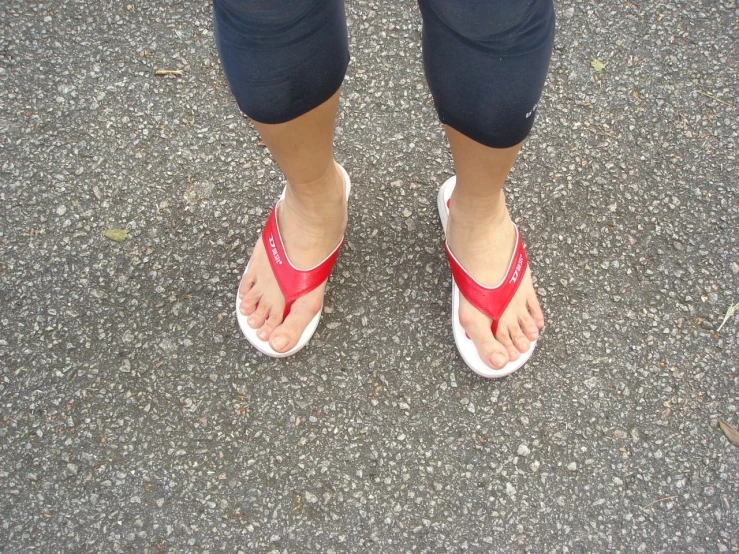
[[272, 336, 287, 351], [258, 330, 269, 340], [248, 317, 257, 326], [491, 353, 507, 368]]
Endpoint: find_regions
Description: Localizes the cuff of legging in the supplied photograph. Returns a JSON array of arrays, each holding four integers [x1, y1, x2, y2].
[[237, 58, 350, 125], [438, 113, 536, 149]]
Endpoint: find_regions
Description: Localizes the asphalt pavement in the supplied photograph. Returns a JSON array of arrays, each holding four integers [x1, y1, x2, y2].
[[1, 0, 738, 552]]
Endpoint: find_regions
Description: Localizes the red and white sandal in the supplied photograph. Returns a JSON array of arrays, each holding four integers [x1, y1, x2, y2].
[[437, 176, 536, 378], [235, 164, 351, 357]]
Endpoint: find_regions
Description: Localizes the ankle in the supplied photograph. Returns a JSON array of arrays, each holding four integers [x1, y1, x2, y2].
[[448, 200, 510, 232], [282, 163, 345, 218], [285, 162, 344, 200], [449, 186, 507, 221], [447, 198, 515, 255]]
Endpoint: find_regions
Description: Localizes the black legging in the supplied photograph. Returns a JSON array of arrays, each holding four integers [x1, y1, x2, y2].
[[213, 0, 554, 149]]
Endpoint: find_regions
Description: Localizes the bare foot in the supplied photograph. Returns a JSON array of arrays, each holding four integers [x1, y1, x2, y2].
[[446, 192, 544, 371], [238, 162, 348, 353]]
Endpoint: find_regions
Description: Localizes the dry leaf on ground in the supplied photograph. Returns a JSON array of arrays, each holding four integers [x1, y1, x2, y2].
[[719, 420, 739, 447], [154, 69, 183, 76], [591, 59, 605, 71], [102, 229, 129, 242], [716, 301, 738, 332]]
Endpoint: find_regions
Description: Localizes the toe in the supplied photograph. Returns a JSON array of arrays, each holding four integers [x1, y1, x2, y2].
[[495, 327, 521, 362], [527, 295, 545, 329], [519, 312, 540, 342], [507, 323, 531, 354], [239, 272, 255, 299], [257, 307, 283, 342], [247, 303, 270, 329], [269, 296, 322, 353], [462, 314, 510, 370], [239, 289, 260, 316]]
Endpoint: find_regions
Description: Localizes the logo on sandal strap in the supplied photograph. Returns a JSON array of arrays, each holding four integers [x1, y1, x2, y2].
[[509, 254, 524, 284], [268, 234, 283, 265]]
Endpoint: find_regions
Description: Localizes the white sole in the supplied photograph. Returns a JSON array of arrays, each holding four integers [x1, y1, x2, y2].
[[438, 176, 536, 379], [235, 164, 351, 358]]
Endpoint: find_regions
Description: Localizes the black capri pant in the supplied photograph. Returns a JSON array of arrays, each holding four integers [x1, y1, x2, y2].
[[213, 0, 555, 149]]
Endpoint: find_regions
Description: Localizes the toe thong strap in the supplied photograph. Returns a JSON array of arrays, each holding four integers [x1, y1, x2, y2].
[[261, 205, 344, 319], [445, 226, 528, 335]]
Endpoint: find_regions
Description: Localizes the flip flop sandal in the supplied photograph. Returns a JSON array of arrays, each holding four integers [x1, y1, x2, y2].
[[437, 176, 536, 378], [235, 164, 351, 357]]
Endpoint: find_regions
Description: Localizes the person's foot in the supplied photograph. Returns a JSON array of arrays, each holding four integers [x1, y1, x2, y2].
[[446, 190, 544, 371], [238, 162, 348, 353]]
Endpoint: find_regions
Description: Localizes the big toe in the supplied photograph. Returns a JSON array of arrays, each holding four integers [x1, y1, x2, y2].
[[460, 310, 511, 370], [269, 294, 323, 353]]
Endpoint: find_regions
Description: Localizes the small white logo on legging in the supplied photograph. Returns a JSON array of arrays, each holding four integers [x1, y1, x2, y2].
[[525, 103, 538, 119]]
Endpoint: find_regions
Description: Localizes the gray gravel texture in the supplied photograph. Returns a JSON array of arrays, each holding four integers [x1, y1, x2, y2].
[[1, 0, 738, 552]]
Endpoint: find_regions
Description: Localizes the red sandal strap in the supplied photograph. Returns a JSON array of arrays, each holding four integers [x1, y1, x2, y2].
[[445, 226, 527, 336], [262, 204, 344, 320]]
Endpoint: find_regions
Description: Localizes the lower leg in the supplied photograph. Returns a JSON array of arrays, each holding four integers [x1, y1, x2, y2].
[[445, 125, 544, 370], [238, 90, 348, 352], [253, 88, 340, 188], [250, 89, 347, 267], [445, 125, 520, 229], [214, 0, 350, 353]]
